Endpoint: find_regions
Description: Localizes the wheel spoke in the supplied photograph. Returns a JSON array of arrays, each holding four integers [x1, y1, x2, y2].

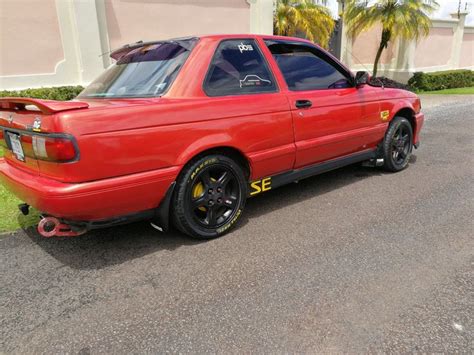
[[192, 195, 206, 209], [393, 150, 399, 161], [200, 170, 212, 188], [206, 206, 218, 225], [217, 171, 231, 187]]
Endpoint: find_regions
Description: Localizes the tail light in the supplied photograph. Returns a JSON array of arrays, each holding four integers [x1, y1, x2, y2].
[[3, 131, 78, 163], [31, 135, 77, 162]]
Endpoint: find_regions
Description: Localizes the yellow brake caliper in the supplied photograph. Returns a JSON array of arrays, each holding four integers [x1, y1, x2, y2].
[[192, 181, 207, 212]]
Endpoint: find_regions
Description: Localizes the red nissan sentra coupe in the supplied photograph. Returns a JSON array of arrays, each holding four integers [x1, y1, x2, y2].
[[0, 34, 424, 239]]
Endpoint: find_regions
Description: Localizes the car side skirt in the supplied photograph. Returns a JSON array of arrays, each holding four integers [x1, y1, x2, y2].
[[248, 149, 377, 197]]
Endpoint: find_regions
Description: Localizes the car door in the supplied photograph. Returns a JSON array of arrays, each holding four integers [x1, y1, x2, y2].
[[264, 40, 382, 169], [200, 38, 295, 179]]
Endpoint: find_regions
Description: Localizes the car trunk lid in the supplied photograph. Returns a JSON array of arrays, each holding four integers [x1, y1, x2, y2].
[[0, 97, 88, 175]]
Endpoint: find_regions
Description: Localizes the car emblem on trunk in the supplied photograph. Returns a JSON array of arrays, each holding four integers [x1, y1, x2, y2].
[[8, 114, 13, 124], [32, 116, 42, 132]]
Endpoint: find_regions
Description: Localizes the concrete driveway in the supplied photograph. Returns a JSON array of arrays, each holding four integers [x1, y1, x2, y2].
[[1, 95, 473, 353]]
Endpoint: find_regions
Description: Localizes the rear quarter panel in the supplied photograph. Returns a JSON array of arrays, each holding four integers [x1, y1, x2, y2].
[[52, 94, 294, 183]]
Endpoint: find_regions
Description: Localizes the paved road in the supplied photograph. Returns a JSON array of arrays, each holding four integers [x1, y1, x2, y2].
[[1, 95, 473, 353]]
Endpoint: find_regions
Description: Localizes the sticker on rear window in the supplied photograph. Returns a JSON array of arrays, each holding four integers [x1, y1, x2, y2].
[[238, 42, 254, 53], [239, 75, 272, 88]]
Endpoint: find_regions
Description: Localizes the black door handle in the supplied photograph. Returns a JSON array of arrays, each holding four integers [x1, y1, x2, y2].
[[295, 100, 312, 109]]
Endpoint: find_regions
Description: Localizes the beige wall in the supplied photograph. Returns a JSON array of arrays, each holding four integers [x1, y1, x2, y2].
[[351, 25, 397, 65], [1, 0, 273, 90], [414, 27, 453, 68], [460, 32, 474, 68], [0, 0, 64, 76], [342, 12, 474, 82], [105, 0, 250, 50]]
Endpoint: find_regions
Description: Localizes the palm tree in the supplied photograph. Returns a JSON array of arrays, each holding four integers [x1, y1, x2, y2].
[[274, 0, 335, 48], [343, 0, 439, 77]]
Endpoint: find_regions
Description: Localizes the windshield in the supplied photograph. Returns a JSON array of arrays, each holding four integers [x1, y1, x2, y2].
[[79, 41, 196, 98]]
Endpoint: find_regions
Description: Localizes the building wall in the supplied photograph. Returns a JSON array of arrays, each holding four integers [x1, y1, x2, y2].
[[414, 27, 453, 68], [342, 11, 474, 83], [105, 0, 251, 50], [351, 25, 397, 66], [0, 0, 273, 90], [460, 31, 474, 68], [0, 0, 64, 76]]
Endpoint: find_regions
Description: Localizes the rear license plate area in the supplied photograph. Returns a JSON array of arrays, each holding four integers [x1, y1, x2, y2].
[[7, 132, 25, 162]]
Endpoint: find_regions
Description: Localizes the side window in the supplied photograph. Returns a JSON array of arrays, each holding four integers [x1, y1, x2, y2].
[[204, 39, 277, 96], [265, 41, 352, 91]]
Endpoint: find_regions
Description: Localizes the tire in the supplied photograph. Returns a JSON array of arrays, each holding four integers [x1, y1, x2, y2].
[[382, 116, 414, 172], [172, 154, 248, 239]]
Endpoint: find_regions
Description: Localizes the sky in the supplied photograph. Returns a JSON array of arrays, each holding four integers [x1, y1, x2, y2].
[[325, 0, 474, 25]]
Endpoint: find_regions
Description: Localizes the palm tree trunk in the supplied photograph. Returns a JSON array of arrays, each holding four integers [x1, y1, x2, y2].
[[373, 29, 391, 78], [373, 42, 384, 78]]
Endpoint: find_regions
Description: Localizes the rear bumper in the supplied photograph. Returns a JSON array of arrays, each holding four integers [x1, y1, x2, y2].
[[414, 112, 424, 146], [0, 159, 180, 221]]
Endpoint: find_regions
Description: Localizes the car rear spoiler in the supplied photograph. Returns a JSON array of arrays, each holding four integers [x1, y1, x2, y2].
[[0, 97, 89, 114], [109, 37, 198, 60]]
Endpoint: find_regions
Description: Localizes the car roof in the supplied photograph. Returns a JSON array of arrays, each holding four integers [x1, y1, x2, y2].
[[109, 34, 319, 60], [114, 34, 316, 51], [198, 33, 316, 45]]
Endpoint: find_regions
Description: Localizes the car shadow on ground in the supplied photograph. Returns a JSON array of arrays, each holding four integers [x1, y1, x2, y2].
[[19, 157, 416, 270]]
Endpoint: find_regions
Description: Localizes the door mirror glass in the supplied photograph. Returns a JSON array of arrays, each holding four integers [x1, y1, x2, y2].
[[355, 71, 369, 87]]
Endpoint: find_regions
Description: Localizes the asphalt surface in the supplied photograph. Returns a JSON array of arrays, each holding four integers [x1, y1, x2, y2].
[[1, 95, 473, 353]]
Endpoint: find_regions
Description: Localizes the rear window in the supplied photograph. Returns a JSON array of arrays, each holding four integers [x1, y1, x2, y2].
[[79, 40, 197, 98]]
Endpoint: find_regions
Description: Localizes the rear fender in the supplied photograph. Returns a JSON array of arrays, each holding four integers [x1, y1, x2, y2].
[[176, 133, 247, 166]]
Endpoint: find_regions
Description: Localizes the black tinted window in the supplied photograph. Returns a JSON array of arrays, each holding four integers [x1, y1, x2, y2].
[[265, 41, 351, 91], [204, 40, 277, 96]]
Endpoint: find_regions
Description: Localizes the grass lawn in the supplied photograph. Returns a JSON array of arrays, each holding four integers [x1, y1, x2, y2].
[[0, 147, 39, 233], [421, 87, 474, 95]]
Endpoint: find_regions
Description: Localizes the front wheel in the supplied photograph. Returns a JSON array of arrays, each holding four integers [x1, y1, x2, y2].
[[382, 116, 414, 172], [172, 154, 247, 239]]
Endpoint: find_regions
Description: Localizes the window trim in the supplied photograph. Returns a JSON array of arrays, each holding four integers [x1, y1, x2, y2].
[[202, 38, 279, 97], [264, 39, 356, 92]]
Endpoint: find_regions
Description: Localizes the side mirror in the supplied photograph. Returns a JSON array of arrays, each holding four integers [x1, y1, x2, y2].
[[355, 71, 369, 87]]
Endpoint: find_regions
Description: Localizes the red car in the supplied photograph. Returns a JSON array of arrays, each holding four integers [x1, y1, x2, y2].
[[0, 34, 423, 239]]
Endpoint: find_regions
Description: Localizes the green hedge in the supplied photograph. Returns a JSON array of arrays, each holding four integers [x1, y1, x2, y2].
[[408, 70, 474, 91], [0, 86, 84, 101]]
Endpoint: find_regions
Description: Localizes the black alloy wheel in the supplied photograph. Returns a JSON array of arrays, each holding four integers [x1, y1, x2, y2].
[[172, 154, 247, 239], [382, 116, 414, 172]]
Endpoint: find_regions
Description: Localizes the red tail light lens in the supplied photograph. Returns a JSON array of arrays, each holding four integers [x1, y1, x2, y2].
[[2, 130, 77, 163], [32, 135, 77, 162]]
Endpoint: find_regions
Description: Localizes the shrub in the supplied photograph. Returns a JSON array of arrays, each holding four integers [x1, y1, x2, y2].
[[0, 85, 84, 101], [408, 70, 474, 91]]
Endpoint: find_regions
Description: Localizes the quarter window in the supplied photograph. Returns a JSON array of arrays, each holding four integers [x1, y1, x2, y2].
[[265, 41, 352, 91], [204, 40, 277, 96]]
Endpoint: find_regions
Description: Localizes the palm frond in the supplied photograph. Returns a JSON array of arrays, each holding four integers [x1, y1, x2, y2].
[[273, 0, 335, 48]]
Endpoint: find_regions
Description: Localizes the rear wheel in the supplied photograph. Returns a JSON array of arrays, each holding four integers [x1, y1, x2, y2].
[[172, 154, 247, 239], [382, 116, 413, 172]]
